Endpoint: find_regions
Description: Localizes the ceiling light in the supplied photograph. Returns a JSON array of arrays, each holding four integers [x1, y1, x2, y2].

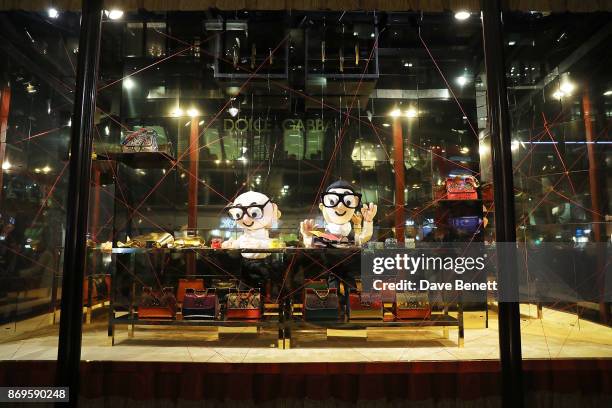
[[370, 33, 375, 38], [47, 8, 59, 18], [2, 160, 11, 170], [508, 41, 516, 46], [456, 76, 469, 87], [26, 83, 36, 93], [389, 109, 402, 118], [42, 165, 52, 174], [107, 9, 124, 20], [559, 81, 574, 95], [123, 77, 135, 90], [404, 108, 418, 118], [382, 123, 391, 127], [170, 107, 183, 117], [104, 126, 110, 135], [353, 32, 358, 36], [187, 108, 199, 117], [604, 90, 612, 96], [403, 62, 410, 67], [552, 90, 564, 99], [228, 107, 239, 117], [454, 11, 470, 21]]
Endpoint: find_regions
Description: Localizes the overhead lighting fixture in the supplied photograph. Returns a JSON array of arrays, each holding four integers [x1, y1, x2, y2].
[[42, 165, 52, 174], [187, 108, 200, 117], [454, 11, 470, 21], [26, 83, 37, 94], [104, 126, 110, 135], [508, 41, 516, 46], [404, 108, 418, 118], [604, 90, 612, 96], [382, 123, 391, 127], [122, 77, 135, 90], [552, 90, 564, 100], [47, 8, 59, 19], [170, 107, 183, 117], [106, 9, 124, 20], [456, 75, 469, 87], [389, 109, 402, 118], [2, 160, 11, 170], [370, 33, 375, 38], [228, 106, 239, 117], [559, 80, 575, 95]]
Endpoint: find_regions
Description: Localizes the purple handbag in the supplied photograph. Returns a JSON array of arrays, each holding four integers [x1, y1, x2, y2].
[[182, 288, 218, 320]]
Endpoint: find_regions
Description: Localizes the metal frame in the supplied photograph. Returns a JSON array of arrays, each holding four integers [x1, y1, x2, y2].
[[54, 2, 524, 406]]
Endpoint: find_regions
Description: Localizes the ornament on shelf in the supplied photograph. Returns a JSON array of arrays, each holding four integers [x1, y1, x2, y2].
[[222, 191, 281, 258], [300, 180, 377, 248]]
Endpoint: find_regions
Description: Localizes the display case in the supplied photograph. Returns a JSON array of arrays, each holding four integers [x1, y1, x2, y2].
[[104, 246, 465, 348]]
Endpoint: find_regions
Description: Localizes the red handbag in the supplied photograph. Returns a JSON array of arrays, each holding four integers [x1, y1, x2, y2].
[[226, 289, 262, 320], [349, 291, 383, 320], [138, 287, 176, 319], [446, 176, 479, 200], [176, 278, 205, 303]]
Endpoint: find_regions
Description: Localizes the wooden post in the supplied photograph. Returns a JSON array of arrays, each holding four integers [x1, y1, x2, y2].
[[187, 116, 199, 275], [0, 86, 11, 202], [393, 117, 405, 242]]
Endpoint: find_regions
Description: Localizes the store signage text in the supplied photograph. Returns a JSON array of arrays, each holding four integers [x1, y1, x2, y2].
[[223, 118, 329, 132]]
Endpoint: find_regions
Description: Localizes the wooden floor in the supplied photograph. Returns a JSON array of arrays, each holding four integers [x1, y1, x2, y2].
[[1, 304, 610, 362]]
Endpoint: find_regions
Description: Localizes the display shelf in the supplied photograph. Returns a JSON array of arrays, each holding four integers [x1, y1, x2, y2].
[[106, 151, 176, 169]]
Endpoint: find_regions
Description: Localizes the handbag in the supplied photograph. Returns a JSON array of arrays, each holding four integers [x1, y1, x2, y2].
[[138, 286, 176, 319], [121, 127, 159, 152], [304, 288, 339, 321], [396, 291, 431, 319], [176, 278, 204, 303], [349, 291, 383, 320], [226, 289, 262, 320], [449, 216, 482, 234], [183, 288, 218, 320], [446, 176, 479, 200]]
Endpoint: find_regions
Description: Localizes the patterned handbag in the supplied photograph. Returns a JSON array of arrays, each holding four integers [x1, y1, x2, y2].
[[226, 289, 262, 320], [304, 288, 339, 321], [182, 288, 218, 320], [176, 278, 205, 303], [121, 127, 159, 153], [446, 176, 479, 200], [349, 291, 383, 320], [396, 291, 431, 320], [138, 286, 176, 319]]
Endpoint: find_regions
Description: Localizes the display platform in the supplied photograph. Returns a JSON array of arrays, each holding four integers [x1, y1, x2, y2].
[[0, 359, 610, 407]]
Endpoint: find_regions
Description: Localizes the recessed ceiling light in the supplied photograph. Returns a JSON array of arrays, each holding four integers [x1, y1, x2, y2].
[[405, 108, 418, 118], [107, 9, 123, 20], [47, 8, 59, 18], [389, 109, 401, 118], [122, 77, 135, 90], [187, 108, 199, 117], [604, 90, 612, 96], [382, 123, 391, 127], [456, 76, 469, 87], [508, 41, 516, 46], [454, 11, 470, 21]]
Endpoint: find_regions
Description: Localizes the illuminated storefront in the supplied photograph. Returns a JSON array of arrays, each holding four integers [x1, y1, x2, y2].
[[0, 1, 610, 406]]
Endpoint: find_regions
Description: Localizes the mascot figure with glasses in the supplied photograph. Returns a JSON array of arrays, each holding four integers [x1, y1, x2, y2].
[[222, 191, 281, 258], [300, 180, 377, 248], [222, 191, 282, 299]]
